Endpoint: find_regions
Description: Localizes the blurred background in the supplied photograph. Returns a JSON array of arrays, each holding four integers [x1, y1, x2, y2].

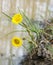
[[0, 0, 53, 65]]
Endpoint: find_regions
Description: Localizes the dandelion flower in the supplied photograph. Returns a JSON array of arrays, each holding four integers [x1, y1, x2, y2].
[[11, 37, 23, 47], [12, 13, 23, 24]]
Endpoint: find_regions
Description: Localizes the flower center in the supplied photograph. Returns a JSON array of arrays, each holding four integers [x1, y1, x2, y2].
[[15, 17, 20, 22], [14, 39, 20, 44]]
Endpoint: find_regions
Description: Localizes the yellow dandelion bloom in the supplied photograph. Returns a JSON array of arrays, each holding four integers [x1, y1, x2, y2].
[[12, 13, 23, 24], [11, 37, 23, 47]]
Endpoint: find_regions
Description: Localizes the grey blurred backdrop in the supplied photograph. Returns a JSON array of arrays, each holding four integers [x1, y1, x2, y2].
[[0, 0, 53, 65]]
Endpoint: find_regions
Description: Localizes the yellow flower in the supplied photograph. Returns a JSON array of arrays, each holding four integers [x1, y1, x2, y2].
[[12, 13, 23, 24], [11, 37, 23, 47]]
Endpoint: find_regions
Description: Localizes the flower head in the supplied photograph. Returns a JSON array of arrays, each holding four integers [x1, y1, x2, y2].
[[12, 13, 23, 24], [11, 37, 23, 47]]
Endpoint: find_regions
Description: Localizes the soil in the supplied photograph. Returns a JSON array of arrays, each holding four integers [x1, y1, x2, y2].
[[21, 53, 53, 65], [20, 46, 53, 65]]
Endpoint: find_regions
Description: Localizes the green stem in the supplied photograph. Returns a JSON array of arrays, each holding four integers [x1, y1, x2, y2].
[[2, 12, 12, 19], [0, 30, 26, 39], [22, 22, 37, 47]]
